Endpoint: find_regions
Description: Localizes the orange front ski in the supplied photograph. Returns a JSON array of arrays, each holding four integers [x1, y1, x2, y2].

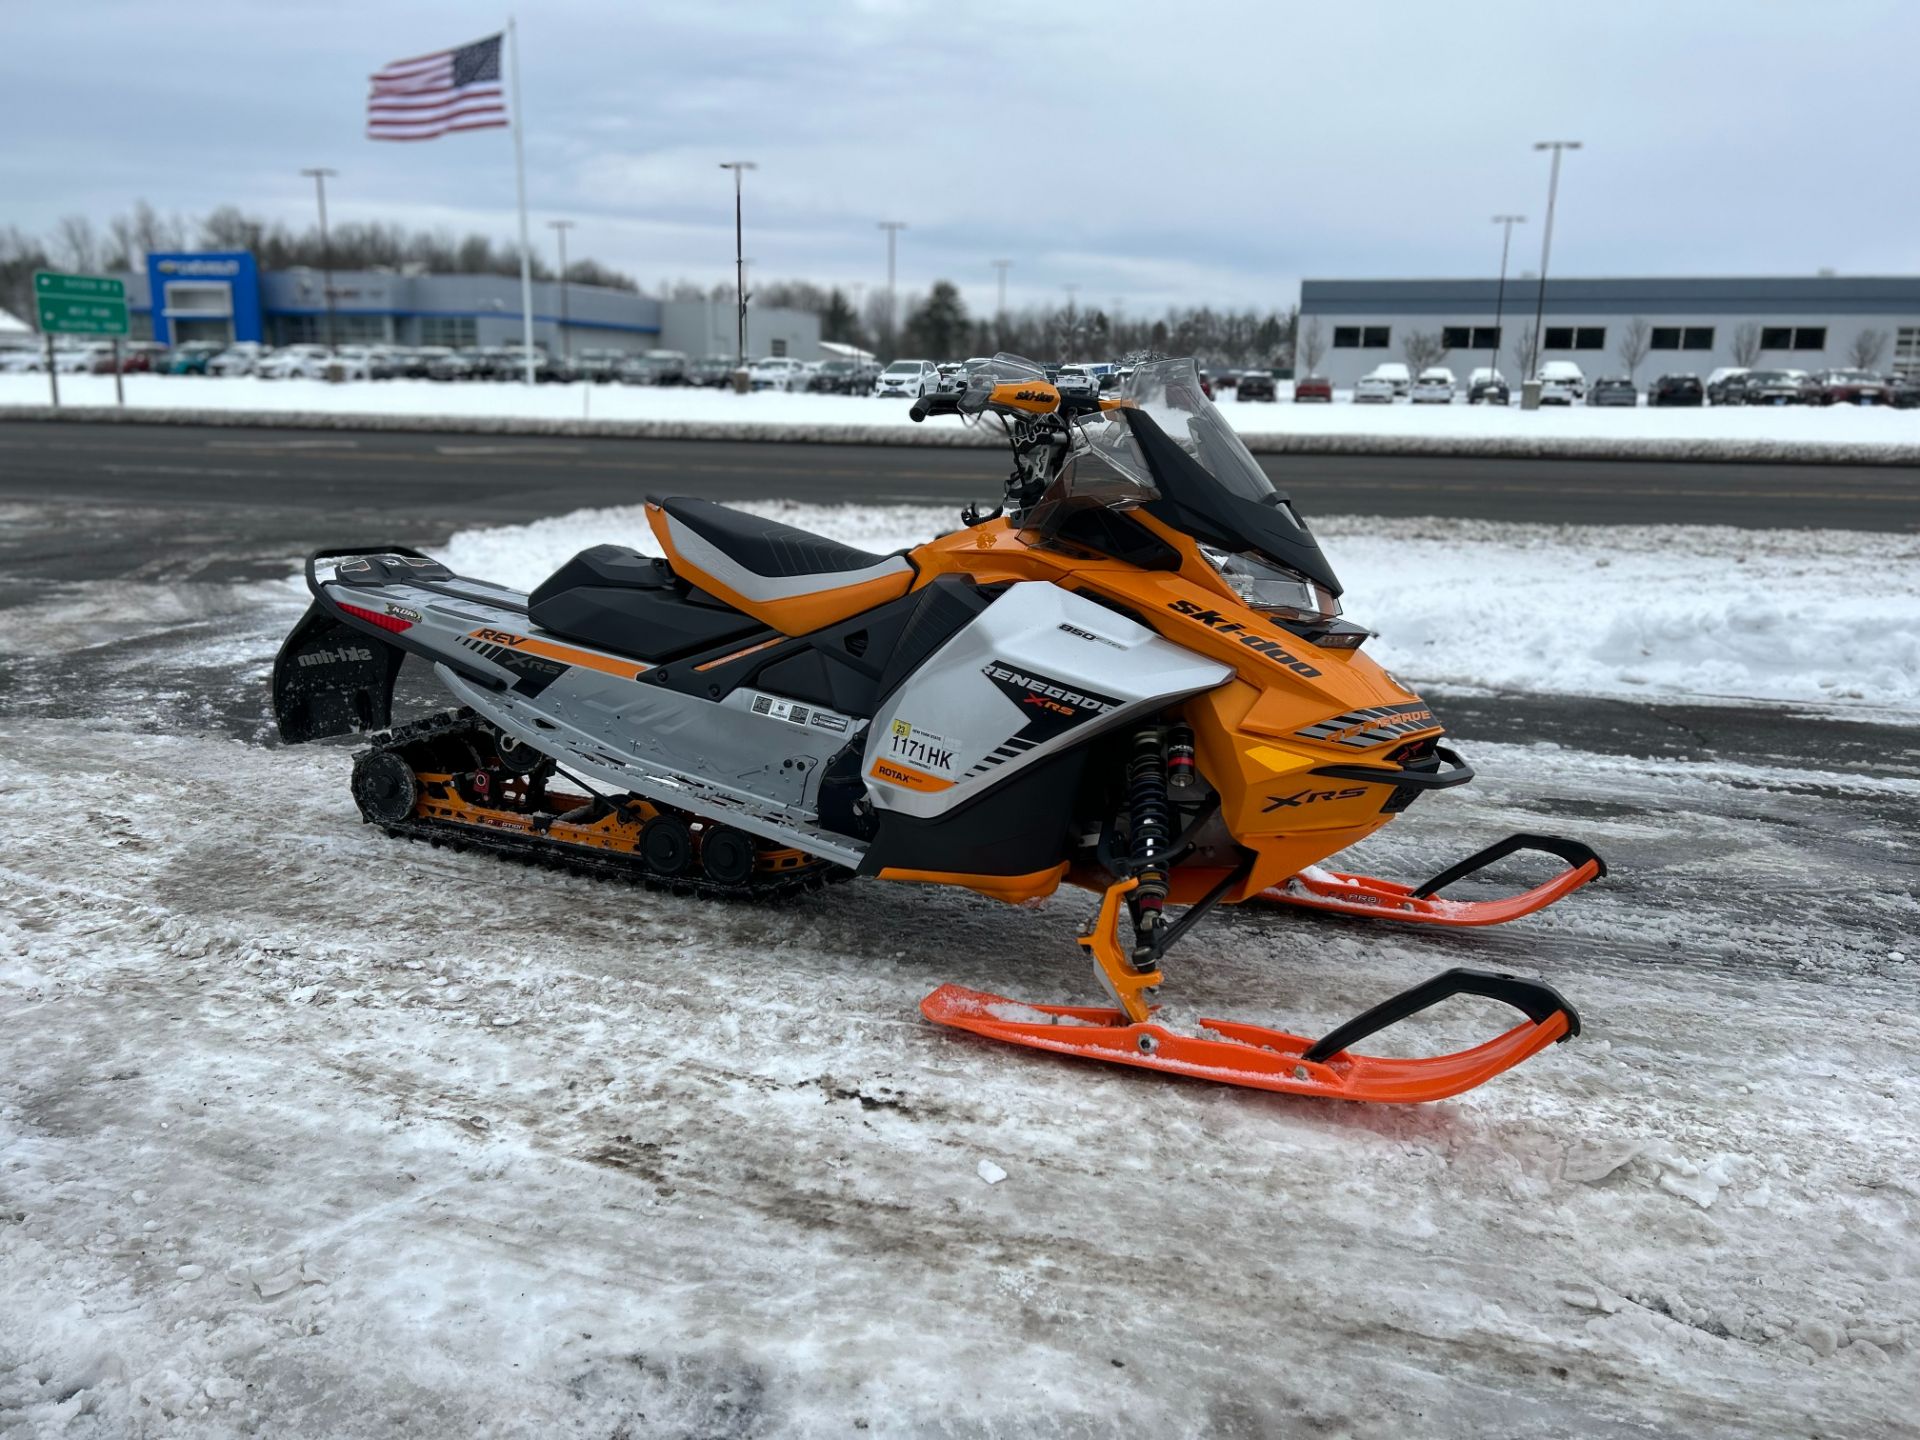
[[922, 967, 1579, 1104], [1263, 833, 1605, 928]]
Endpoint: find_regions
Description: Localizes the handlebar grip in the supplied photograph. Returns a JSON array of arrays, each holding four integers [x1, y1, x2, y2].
[[909, 390, 963, 422]]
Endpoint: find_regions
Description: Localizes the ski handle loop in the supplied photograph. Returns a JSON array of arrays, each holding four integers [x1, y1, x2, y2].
[[1408, 833, 1608, 901], [1300, 967, 1581, 1065]]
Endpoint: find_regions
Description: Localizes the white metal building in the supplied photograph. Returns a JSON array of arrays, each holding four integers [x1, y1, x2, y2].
[[1297, 276, 1920, 386]]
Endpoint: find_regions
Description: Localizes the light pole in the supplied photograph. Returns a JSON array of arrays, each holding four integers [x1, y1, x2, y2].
[[877, 221, 907, 354], [719, 161, 756, 375], [1490, 214, 1525, 384], [1062, 284, 1080, 360], [1528, 141, 1581, 380], [991, 259, 1011, 344], [299, 167, 338, 352], [546, 219, 575, 360]]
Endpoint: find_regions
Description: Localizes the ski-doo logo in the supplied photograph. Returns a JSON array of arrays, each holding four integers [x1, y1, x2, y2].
[[1263, 787, 1366, 811], [1166, 599, 1322, 678], [297, 645, 374, 668], [471, 627, 526, 647], [980, 664, 1116, 717]]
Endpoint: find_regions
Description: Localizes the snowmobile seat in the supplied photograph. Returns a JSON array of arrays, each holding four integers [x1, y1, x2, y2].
[[646, 495, 917, 636], [527, 544, 767, 663]]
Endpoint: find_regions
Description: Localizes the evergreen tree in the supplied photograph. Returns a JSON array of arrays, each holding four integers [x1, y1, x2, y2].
[[903, 281, 969, 358]]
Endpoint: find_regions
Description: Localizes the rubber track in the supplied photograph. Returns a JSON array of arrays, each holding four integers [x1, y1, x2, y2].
[[356, 707, 850, 903]]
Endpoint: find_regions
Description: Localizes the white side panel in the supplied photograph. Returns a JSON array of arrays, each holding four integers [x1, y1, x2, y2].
[[863, 582, 1230, 820]]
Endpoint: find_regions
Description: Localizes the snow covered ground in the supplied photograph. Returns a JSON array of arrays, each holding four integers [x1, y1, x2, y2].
[[6, 372, 1917, 454], [3, 498, 1918, 1436]]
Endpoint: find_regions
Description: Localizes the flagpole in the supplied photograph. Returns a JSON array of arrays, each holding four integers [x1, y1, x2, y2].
[[507, 17, 535, 385]]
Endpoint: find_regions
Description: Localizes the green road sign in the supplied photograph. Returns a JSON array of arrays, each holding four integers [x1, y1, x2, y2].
[[34, 271, 129, 335]]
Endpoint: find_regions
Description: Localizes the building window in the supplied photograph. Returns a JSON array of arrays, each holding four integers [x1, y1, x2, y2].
[[1651, 326, 1715, 351], [1896, 327, 1920, 373], [1545, 326, 1605, 351], [1332, 325, 1389, 348], [1760, 325, 1825, 351], [770, 338, 787, 357], [1440, 325, 1500, 350], [418, 315, 478, 348]]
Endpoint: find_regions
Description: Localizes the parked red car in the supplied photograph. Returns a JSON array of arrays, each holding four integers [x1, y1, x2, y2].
[[1811, 369, 1893, 406], [1293, 375, 1333, 402]]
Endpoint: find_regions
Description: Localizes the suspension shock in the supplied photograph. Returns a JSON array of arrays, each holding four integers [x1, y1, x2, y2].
[[1165, 723, 1197, 792], [1126, 728, 1174, 964]]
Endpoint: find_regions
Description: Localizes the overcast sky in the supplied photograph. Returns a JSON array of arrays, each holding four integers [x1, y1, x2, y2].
[[4, 1, 1914, 315]]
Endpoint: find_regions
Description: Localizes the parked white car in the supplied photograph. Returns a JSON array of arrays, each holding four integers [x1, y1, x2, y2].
[[257, 345, 334, 380], [208, 342, 268, 377], [52, 345, 108, 374], [1354, 374, 1398, 403], [1535, 361, 1587, 404], [872, 359, 939, 398], [1411, 367, 1456, 403], [747, 356, 809, 392], [1362, 362, 1411, 397], [0, 348, 43, 373]]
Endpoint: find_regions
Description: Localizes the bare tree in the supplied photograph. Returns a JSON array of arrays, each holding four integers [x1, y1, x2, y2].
[[1402, 330, 1449, 373], [1509, 325, 1538, 381], [1731, 323, 1762, 367], [1848, 328, 1889, 371], [54, 215, 101, 272], [1616, 316, 1651, 380], [1298, 318, 1327, 376]]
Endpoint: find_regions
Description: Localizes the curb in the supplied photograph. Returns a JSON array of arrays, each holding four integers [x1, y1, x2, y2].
[[4, 404, 1916, 466]]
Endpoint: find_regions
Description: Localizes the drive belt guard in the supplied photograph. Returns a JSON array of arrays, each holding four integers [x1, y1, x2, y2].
[[1261, 833, 1606, 927], [922, 966, 1579, 1104]]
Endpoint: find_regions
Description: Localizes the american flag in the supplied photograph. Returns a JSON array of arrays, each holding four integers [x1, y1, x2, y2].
[[367, 34, 508, 141]]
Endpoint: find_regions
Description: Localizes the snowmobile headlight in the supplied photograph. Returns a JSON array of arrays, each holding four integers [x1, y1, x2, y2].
[[1198, 546, 1341, 623]]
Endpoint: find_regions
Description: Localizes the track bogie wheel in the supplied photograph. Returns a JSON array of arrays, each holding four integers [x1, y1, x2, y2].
[[700, 826, 757, 886], [640, 815, 695, 876], [353, 751, 421, 826]]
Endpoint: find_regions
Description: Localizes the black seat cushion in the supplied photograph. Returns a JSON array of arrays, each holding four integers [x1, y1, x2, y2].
[[528, 544, 765, 663], [657, 496, 893, 578]]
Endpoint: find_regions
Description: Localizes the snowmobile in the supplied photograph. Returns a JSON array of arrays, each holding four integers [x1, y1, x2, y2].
[[272, 355, 1604, 1103]]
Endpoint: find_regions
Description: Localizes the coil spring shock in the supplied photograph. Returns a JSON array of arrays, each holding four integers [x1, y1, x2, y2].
[[1126, 728, 1174, 964]]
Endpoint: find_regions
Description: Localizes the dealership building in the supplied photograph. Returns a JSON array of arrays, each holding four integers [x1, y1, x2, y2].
[[115, 251, 821, 360], [1297, 275, 1920, 386]]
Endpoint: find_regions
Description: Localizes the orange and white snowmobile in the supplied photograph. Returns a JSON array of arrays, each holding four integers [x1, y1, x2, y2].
[[272, 355, 1603, 1103]]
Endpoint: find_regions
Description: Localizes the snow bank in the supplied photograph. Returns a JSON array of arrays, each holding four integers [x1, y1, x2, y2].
[[439, 503, 1920, 715], [6, 373, 1916, 463]]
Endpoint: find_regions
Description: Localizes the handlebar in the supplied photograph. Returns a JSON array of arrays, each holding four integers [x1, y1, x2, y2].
[[909, 389, 964, 423]]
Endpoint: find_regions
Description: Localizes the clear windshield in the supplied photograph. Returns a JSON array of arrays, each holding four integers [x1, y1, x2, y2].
[[1076, 357, 1278, 504]]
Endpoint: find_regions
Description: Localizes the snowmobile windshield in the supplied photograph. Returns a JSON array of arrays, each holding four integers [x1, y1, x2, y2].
[[1075, 359, 1276, 503], [1069, 359, 1343, 597]]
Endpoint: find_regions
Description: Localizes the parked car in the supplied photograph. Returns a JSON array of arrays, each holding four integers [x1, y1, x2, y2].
[[1362, 362, 1411, 397], [1534, 360, 1586, 404], [1410, 367, 1455, 403], [685, 357, 735, 388], [1648, 373, 1704, 407], [0, 348, 44, 373], [807, 360, 863, 394], [1236, 369, 1277, 401], [1587, 377, 1638, 407], [1466, 368, 1508, 405], [636, 349, 690, 385], [871, 359, 939, 398], [1053, 367, 1101, 406], [1705, 367, 1750, 405], [426, 350, 480, 382], [1890, 373, 1920, 409], [1811, 369, 1893, 406], [1354, 374, 1397, 404], [1742, 369, 1811, 406], [163, 343, 224, 375], [256, 345, 331, 380], [1292, 375, 1333, 403], [746, 356, 809, 392]]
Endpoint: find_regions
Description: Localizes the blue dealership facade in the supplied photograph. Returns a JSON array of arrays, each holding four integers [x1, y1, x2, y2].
[[120, 251, 822, 359]]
